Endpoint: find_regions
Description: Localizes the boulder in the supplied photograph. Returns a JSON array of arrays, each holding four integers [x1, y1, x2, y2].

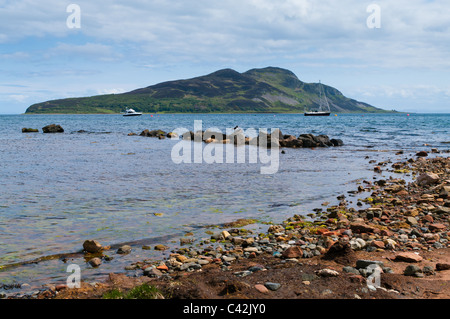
[[140, 129, 166, 137], [42, 124, 64, 133], [416, 151, 428, 157], [88, 257, 102, 267], [280, 136, 303, 148], [394, 252, 423, 263], [83, 240, 103, 253], [117, 245, 132, 254], [281, 246, 303, 258], [330, 139, 344, 147], [404, 265, 422, 276], [416, 173, 440, 186]]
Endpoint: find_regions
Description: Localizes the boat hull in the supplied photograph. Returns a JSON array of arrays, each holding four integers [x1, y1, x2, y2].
[[304, 112, 330, 116], [123, 113, 142, 116]]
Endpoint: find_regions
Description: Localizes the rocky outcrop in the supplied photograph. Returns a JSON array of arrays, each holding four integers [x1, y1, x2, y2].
[[42, 124, 64, 133], [140, 127, 344, 149]]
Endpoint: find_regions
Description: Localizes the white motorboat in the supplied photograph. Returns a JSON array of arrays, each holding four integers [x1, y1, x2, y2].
[[123, 108, 142, 116]]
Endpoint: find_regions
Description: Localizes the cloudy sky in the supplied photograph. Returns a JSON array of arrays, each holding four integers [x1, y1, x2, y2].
[[1, 0, 449, 114]]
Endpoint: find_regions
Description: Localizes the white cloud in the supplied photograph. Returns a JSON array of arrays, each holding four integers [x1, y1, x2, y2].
[[1, 0, 450, 113]]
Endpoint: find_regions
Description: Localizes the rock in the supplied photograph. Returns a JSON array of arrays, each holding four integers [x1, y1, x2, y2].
[[144, 267, 163, 278], [330, 139, 344, 147], [154, 244, 169, 251], [282, 246, 303, 258], [280, 136, 303, 148], [350, 238, 367, 250], [221, 230, 231, 240], [234, 271, 253, 277], [140, 129, 167, 137], [83, 240, 103, 253], [317, 268, 339, 277], [222, 255, 236, 262], [423, 266, 435, 276], [343, 266, 360, 275], [417, 173, 440, 186], [428, 223, 446, 232], [180, 238, 194, 245], [22, 128, 39, 133], [416, 151, 428, 157], [436, 263, 450, 271], [406, 216, 418, 226], [117, 245, 132, 254], [264, 282, 281, 291], [254, 284, 269, 294], [355, 260, 384, 269], [268, 225, 284, 233], [404, 265, 422, 276], [88, 257, 102, 267], [371, 240, 385, 249], [322, 242, 357, 265], [350, 223, 377, 234], [394, 252, 423, 263], [42, 124, 64, 133]]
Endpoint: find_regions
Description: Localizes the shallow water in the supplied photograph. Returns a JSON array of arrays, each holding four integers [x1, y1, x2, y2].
[[0, 113, 449, 293]]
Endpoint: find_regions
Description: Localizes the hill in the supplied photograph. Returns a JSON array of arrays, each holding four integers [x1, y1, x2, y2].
[[25, 67, 389, 114]]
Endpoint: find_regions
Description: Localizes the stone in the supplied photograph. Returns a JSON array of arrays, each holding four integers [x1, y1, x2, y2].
[[264, 282, 281, 291], [88, 257, 102, 267], [371, 240, 385, 249], [394, 252, 423, 263], [154, 244, 169, 251], [254, 284, 269, 294], [406, 217, 418, 226], [117, 245, 132, 254], [404, 265, 422, 276], [221, 230, 232, 240], [83, 240, 102, 253], [282, 246, 303, 258], [222, 255, 236, 262], [144, 267, 163, 278], [436, 263, 450, 271], [355, 260, 384, 269], [42, 124, 64, 133], [429, 223, 446, 232], [156, 264, 169, 271], [348, 275, 366, 284], [343, 266, 360, 275], [415, 151, 428, 157], [422, 266, 435, 276], [350, 223, 377, 234], [416, 173, 440, 186], [317, 268, 339, 277], [140, 129, 166, 138]]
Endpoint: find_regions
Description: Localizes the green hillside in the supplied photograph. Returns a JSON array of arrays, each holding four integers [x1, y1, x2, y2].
[[25, 67, 389, 114]]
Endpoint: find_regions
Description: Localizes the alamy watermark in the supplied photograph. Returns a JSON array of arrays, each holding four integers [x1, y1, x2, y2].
[[170, 120, 280, 175], [66, 4, 81, 29], [66, 264, 81, 288], [366, 4, 381, 29]]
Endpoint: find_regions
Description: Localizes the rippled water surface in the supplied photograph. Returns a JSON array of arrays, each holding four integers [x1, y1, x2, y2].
[[0, 113, 449, 291]]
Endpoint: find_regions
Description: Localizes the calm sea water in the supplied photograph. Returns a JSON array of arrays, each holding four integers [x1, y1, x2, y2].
[[0, 113, 449, 292]]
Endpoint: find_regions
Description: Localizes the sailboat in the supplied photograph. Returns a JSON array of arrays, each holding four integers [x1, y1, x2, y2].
[[304, 81, 331, 116]]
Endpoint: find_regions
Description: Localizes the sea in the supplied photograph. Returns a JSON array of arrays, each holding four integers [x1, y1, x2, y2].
[[0, 113, 449, 294]]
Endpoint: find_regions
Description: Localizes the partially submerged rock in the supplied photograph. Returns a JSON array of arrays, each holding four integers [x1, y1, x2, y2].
[[22, 128, 39, 133], [42, 124, 64, 133]]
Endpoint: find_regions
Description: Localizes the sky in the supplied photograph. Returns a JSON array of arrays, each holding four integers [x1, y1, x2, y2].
[[0, 0, 449, 114]]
